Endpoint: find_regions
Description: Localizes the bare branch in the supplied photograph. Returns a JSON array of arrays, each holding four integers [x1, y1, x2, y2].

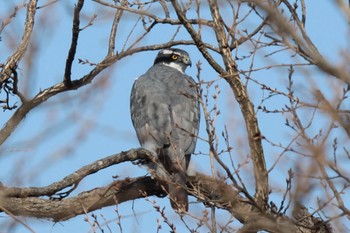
[[0, 0, 38, 86], [0, 41, 202, 145], [64, 0, 85, 86], [107, 0, 127, 56], [0, 176, 163, 222], [207, 0, 268, 208], [245, 0, 350, 84]]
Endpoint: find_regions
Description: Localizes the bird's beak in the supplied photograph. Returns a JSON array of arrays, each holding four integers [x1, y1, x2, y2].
[[183, 57, 192, 67]]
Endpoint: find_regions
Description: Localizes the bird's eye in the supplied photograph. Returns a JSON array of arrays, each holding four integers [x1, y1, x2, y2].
[[172, 54, 179, 60]]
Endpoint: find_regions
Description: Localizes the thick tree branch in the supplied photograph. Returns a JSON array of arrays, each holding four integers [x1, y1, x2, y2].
[[0, 176, 163, 222], [0, 148, 331, 232], [210, 0, 269, 208], [2, 149, 153, 198]]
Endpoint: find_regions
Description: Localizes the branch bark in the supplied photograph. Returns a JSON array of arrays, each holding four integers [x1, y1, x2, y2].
[[0, 148, 331, 232], [0, 176, 163, 222]]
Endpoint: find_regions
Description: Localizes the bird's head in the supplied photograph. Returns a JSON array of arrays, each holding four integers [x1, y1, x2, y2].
[[154, 48, 192, 73]]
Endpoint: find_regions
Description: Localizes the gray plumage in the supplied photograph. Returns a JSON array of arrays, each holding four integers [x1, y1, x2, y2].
[[130, 48, 200, 212]]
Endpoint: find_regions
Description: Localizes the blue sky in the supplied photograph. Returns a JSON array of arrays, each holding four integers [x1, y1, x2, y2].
[[0, 1, 349, 232]]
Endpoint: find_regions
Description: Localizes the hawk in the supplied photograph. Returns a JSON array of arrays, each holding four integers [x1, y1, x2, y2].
[[130, 48, 200, 212]]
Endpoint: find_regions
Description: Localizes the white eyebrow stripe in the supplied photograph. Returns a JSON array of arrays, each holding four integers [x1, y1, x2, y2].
[[161, 49, 173, 55]]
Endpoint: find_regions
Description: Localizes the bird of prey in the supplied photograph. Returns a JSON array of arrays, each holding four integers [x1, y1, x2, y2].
[[130, 48, 200, 212]]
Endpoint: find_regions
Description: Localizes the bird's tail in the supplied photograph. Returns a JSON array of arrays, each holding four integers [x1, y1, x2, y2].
[[168, 172, 188, 212]]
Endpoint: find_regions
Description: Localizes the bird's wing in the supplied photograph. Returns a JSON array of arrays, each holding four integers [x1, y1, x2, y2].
[[170, 75, 200, 156], [130, 65, 199, 158], [130, 73, 173, 151]]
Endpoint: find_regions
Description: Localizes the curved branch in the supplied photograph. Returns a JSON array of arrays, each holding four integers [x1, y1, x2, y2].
[[0, 176, 163, 222], [3, 148, 153, 198], [0, 40, 204, 146], [0, 0, 38, 85], [0, 148, 331, 232]]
